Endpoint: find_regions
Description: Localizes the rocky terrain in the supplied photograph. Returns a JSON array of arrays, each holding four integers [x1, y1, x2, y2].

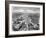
[[12, 13, 40, 31]]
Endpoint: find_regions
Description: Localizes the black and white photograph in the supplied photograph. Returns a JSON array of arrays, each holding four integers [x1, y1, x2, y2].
[[5, 1, 45, 37], [12, 7, 40, 31]]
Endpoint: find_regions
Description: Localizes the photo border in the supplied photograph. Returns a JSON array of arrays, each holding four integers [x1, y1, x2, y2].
[[5, 1, 45, 37]]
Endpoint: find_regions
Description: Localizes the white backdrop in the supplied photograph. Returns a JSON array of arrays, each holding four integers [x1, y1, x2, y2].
[[0, 0, 46, 38]]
